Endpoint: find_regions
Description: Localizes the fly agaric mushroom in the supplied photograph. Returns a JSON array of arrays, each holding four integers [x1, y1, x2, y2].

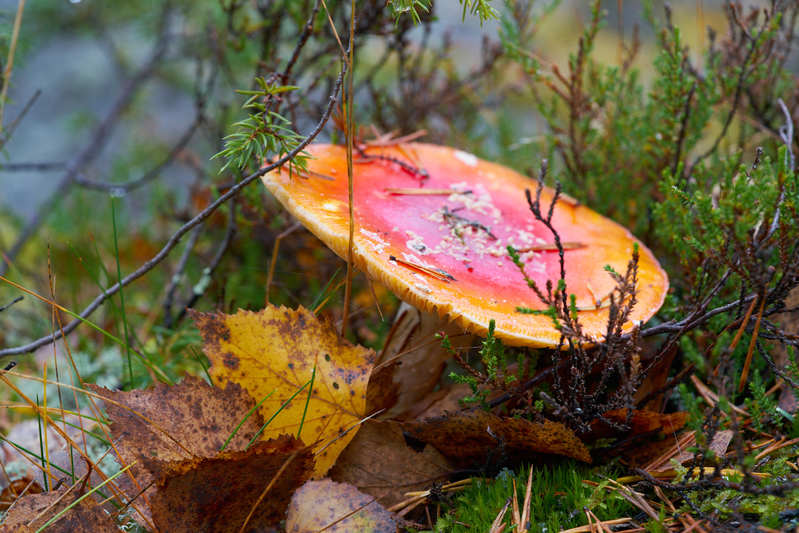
[[262, 142, 668, 348]]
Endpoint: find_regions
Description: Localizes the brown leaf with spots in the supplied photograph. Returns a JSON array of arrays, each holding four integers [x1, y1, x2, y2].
[[88, 376, 271, 528], [150, 436, 313, 533], [0, 485, 119, 533], [329, 420, 454, 507], [285, 479, 397, 533], [193, 306, 377, 477], [403, 410, 592, 464], [88, 376, 266, 487]]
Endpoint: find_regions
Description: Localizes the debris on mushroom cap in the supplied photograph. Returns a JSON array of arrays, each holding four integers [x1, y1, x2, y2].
[[262, 143, 669, 348]]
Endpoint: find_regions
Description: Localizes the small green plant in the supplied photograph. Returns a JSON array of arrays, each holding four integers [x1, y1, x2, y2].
[[745, 369, 778, 433], [443, 319, 525, 408], [214, 78, 308, 174]]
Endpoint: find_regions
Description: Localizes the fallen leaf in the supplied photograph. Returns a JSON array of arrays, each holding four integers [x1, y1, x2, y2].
[[0, 478, 43, 512], [88, 376, 265, 485], [150, 436, 313, 533], [193, 306, 376, 477], [365, 361, 399, 415], [285, 479, 397, 533], [329, 420, 454, 507], [589, 409, 689, 439], [88, 376, 270, 528], [403, 410, 592, 464], [0, 485, 119, 533]]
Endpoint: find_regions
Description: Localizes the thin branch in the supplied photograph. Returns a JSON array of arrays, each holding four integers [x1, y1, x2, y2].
[[171, 197, 237, 326], [0, 11, 172, 276], [0, 63, 347, 358], [672, 81, 696, 179], [687, 13, 762, 174], [162, 224, 204, 329], [0, 0, 27, 133], [74, 116, 202, 193], [0, 296, 23, 313], [0, 88, 40, 151], [0, 161, 66, 172]]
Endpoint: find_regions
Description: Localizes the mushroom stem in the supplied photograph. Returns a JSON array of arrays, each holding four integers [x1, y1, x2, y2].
[[377, 302, 475, 418]]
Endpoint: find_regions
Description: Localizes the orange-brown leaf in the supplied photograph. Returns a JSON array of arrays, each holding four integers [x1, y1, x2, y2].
[[598, 409, 689, 436], [150, 436, 313, 532], [88, 376, 265, 483], [404, 410, 592, 464], [329, 420, 454, 507], [0, 479, 43, 512], [88, 376, 270, 528], [193, 306, 376, 477]]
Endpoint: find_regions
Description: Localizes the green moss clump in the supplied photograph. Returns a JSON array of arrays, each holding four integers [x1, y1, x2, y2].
[[426, 462, 633, 533]]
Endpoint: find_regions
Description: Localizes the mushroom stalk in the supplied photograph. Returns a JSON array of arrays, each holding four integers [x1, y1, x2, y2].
[[377, 302, 474, 418]]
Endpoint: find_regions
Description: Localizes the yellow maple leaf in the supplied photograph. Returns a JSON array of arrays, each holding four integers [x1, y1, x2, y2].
[[192, 306, 376, 477]]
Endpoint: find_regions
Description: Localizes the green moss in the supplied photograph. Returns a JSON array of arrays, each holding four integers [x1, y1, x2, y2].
[[428, 462, 633, 532]]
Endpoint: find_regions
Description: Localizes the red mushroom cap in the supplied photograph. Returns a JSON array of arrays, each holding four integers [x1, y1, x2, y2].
[[262, 143, 669, 347]]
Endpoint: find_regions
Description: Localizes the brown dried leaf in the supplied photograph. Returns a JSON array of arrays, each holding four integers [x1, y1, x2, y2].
[[596, 409, 689, 437], [329, 420, 454, 507], [88, 376, 270, 529], [366, 360, 399, 415], [0, 479, 43, 512], [404, 410, 591, 464], [150, 436, 313, 533], [88, 376, 265, 484], [0, 486, 119, 533], [193, 306, 376, 477], [285, 479, 397, 533]]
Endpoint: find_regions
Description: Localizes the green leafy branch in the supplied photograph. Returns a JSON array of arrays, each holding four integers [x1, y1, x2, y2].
[[389, 0, 498, 25], [214, 78, 309, 174]]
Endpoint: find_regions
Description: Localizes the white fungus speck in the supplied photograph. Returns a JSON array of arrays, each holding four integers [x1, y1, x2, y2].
[[454, 150, 478, 167]]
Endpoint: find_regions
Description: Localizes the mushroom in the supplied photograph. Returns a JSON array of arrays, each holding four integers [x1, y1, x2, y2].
[[262, 143, 668, 413]]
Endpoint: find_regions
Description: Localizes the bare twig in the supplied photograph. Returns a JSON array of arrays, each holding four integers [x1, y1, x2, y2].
[[74, 116, 203, 193], [0, 0, 27, 133], [0, 10, 172, 276], [0, 296, 23, 313], [0, 88, 40, 151], [0, 64, 347, 358]]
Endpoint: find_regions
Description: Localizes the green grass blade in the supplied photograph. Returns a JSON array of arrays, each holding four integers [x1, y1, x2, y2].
[[309, 267, 341, 310], [246, 378, 313, 450], [0, 275, 173, 384], [297, 364, 316, 439], [36, 394, 48, 491], [34, 462, 135, 533], [111, 197, 134, 387], [219, 388, 276, 452]]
